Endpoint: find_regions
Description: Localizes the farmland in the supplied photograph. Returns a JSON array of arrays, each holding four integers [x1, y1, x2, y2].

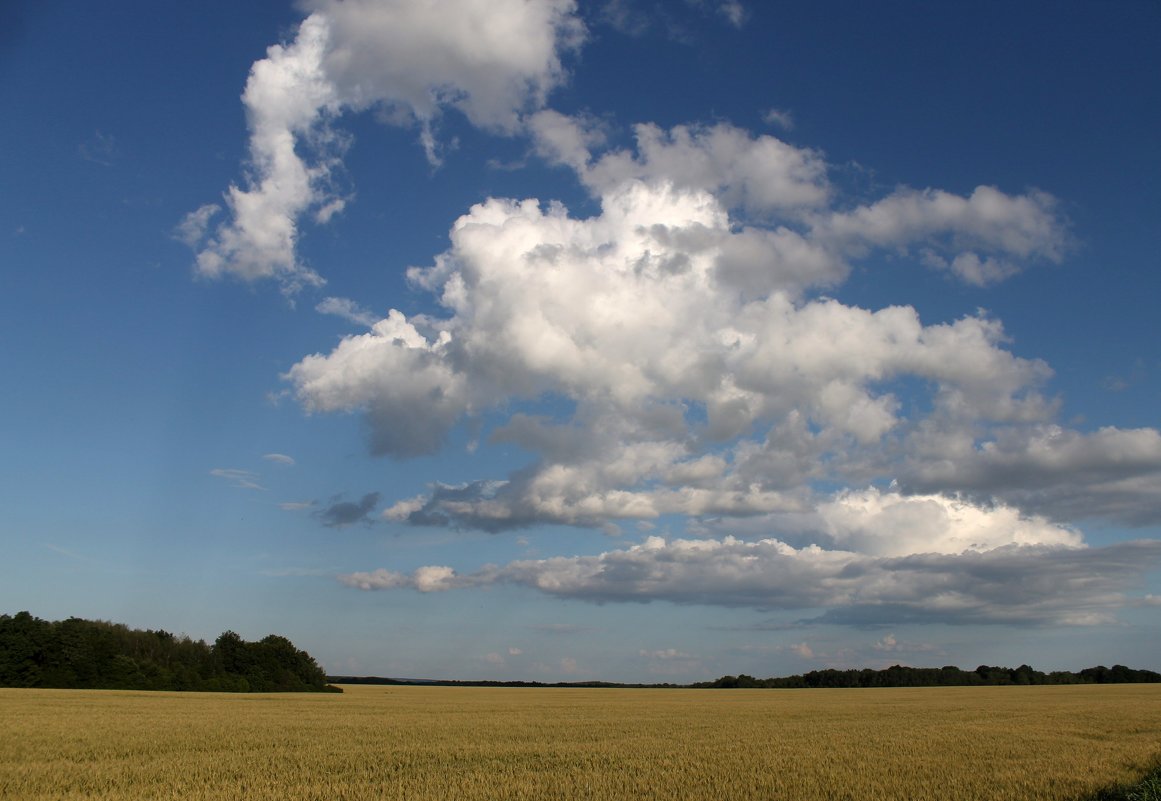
[[2, 684, 1159, 800]]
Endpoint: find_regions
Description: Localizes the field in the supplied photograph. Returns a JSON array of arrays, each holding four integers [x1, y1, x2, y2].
[[2, 684, 1159, 800]]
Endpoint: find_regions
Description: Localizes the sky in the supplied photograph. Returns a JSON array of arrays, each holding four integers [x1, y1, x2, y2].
[[2, 0, 1160, 683]]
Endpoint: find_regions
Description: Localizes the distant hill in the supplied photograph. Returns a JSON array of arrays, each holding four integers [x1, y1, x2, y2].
[[0, 611, 340, 693]]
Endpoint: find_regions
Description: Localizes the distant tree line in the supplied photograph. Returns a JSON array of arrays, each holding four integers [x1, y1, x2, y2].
[[330, 663, 1161, 690], [693, 663, 1161, 689], [329, 676, 684, 689], [0, 612, 339, 693]]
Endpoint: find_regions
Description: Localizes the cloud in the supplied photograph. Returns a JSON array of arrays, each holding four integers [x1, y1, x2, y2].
[[289, 175, 1076, 532], [597, 0, 653, 37], [529, 623, 590, 634], [288, 310, 469, 457], [639, 648, 694, 660], [78, 130, 118, 166], [762, 108, 794, 132], [598, 0, 747, 39], [815, 185, 1070, 286], [558, 657, 582, 675], [530, 118, 1068, 290], [184, 13, 334, 292], [259, 566, 335, 578], [183, 2, 1113, 547], [769, 488, 1082, 557], [262, 453, 296, 466], [312, 0, 584, 132], [210, 468, 265, 490], [789, 642, 813, 659], [44, 544, 93, 562], [638, 647, 700, 675], [182, 0, 584, 291], [318, 492, 380, 528], [900, 425, 1161, 525], [534, 119, 833, 219], [213, 4, 1155, 600], [717, 1, 747, 28], [174, 204, 220, 248], [340, 529, 1161, 627], [316, 296, 378, 327], [1101, 359, 1147, 394], [301, 180, 1049, 440], [526, 109, 608, 174]]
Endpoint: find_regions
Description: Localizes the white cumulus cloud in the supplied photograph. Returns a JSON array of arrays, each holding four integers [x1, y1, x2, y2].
[[289, 178, 1067, 530], [182, 0, 584, 291]]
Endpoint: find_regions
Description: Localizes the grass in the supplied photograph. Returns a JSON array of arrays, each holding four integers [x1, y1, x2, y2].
[[1, 684, 1159, 800]]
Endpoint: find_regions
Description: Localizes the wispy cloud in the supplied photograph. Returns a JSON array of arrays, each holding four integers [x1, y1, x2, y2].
[[78, 130, 118, 166], [209, 468, 265, 490], [763, 107, 795, 131], [788, 642, 814, 659], [263, 452, 296, 466], [44, 543, 93, 562], [599, 0, 747, 39], [174, 204, 219, 248], [639, 648, 694, 660], [316, 297, 378, 327], [259, 566, 336, 577], [718, 1, 747, 28], [529, 623, 591, 635]]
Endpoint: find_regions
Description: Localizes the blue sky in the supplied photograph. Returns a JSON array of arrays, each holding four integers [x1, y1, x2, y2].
[[2, 0, 1160, 682]]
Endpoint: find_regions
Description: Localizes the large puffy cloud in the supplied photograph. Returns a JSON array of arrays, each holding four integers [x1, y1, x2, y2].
[[180, 0, 583, 290], [287, 179, 1071, 529], [341, 492, 1161, 625]]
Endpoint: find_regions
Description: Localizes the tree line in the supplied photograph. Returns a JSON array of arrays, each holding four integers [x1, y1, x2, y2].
[[332, 663, 1161, 690], [693, 663, 1161, 689], [0, 612, 339, 693]]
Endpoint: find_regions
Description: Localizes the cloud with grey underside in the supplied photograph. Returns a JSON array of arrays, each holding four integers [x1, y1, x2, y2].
[[340, 536, 1161, 627], [317, 492, 380, 528]]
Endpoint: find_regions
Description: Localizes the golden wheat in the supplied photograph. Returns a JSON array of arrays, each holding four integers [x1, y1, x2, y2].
[[2, 684, 1159, 800]]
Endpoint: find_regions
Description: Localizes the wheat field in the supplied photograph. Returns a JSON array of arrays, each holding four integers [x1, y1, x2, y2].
[[2, 684, 1159, 800]]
